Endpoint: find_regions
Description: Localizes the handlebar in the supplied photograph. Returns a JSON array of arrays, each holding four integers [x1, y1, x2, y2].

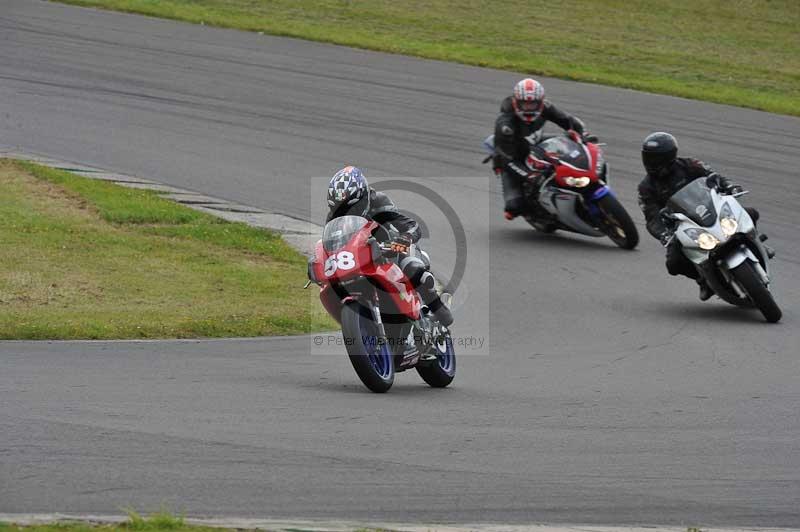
[[368, 237, 402, 256]]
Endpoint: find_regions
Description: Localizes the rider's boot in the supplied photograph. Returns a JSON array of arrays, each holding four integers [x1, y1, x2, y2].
[[427, 296, 453, 328], [417, 271, 453, 327], [697, 278, 714, 301]]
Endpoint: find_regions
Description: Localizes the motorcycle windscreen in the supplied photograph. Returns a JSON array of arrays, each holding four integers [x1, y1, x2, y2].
[[666, 178, 717, 227], [537, 137, 589, 170], [322, 215, 370, 252]]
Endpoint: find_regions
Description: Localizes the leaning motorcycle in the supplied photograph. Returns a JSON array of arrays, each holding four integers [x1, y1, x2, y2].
[[483, 131, 639, 249], [663, 177, 781, 323], [306, 215, 456, 392]]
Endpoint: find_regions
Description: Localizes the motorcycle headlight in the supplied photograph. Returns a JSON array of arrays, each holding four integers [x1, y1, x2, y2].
[[719, 202, 738, 236], [720, 217, 738, 236], [684, 228, 719, 250], [564, 176, 591, 188]]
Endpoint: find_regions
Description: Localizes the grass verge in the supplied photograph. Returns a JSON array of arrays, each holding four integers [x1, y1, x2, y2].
[[53, 0, 800, 116], [0, 159, 333, 339], [0, 511, 225, 532]]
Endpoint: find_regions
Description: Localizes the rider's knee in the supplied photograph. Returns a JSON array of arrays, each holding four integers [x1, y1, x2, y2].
[[400, 255, 430, 288], [665, 259, 682, 276], [665, 248, 684, 276], [505, 196, 525, 214]]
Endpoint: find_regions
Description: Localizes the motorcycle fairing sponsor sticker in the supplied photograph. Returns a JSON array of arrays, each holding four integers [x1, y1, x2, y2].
[[695, 204, 713, 220]]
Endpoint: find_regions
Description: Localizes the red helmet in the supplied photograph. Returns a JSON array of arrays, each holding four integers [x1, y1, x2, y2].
[[512, 78, 545, 124]]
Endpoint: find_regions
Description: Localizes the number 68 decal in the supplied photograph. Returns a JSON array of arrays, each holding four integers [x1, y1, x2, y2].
[[324, 251, 356, 277]]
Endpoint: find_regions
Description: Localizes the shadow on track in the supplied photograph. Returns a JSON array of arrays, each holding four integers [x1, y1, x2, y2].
[[292, 374, 464, 396], [649, 299, 779, 325], [493, 226, 640, 254]]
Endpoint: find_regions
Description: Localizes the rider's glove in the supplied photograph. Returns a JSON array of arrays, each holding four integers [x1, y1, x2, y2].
[[705, 172, 723, 189], [659, 232, 673, 247], [390, 233, 413, 254], [569, 117, 586, 134], [727, 185, 744, 195], [582, 132, 599, 143]]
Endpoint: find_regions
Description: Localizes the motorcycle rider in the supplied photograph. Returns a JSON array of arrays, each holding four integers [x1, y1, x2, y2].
[[323, 166, 454, 327], [638, 132, 763, 301], [494, 78, 593, 219]]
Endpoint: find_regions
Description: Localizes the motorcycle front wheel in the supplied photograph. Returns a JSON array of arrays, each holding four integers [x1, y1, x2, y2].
[[341, 302, 395, 392], [731, 261, 782, 323], [416, 332, 456, 388], [597, 195, 639, 250]]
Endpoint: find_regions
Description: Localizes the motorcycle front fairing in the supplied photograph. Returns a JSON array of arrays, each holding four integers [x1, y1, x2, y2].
[[534, 137, 611, 236], [312, 216, 422, 323], [671, 183, 769, 305], [537, 182, 605, 236]]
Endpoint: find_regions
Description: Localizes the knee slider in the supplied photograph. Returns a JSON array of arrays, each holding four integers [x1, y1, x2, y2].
[[417, 271, 435, 290]]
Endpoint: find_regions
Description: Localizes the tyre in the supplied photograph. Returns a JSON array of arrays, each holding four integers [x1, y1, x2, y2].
[[731, 261, 782, 323], [597, 194, 639, 250], [416, 333, 456, 388], [341, 302, 395, 392]]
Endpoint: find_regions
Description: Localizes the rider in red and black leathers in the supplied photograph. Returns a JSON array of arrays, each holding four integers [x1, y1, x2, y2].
[[637, 132, 759, 300], [494, 78, 588, 218]]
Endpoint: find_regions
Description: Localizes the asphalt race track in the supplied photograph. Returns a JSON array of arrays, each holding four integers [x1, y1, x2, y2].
[[2, 0, 800, 526]]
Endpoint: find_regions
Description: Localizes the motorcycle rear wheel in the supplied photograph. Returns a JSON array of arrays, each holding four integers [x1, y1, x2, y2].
[[341, 302, 395, 392], [730, 261, 782, 323], [597, 195, 639, 250]]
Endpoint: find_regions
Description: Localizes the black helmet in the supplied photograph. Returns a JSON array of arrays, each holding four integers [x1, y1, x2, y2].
[[641, 132, 678, 177]]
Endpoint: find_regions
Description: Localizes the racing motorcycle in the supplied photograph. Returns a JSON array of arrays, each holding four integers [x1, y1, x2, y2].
[[306, 215, 456, 393], [663, 177, 781, 323], [483, 131, 639, 249]]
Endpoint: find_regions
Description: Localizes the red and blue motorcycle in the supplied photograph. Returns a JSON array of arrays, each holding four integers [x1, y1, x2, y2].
[[484, 131, 639, 249], [307, 215, 456, 393]]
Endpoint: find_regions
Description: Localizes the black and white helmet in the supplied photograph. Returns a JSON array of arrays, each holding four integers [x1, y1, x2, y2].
[[327, 166, 370, 217]]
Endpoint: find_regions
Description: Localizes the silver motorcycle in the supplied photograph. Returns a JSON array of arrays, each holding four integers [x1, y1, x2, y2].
[[665, 177, 781, 323]]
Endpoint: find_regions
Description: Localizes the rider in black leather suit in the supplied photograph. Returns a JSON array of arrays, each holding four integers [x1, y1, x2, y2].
[[637, 132, 762, 301], [494, 78, 589, 218]]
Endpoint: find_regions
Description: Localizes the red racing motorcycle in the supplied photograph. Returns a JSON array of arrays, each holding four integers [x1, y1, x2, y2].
[[306, 215, 456, 393], [483, 131, 639, 249]]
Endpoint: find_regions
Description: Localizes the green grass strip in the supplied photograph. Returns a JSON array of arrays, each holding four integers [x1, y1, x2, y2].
[[1, 511, 224, 532], [0, 159, 333, 339], [53, 0, 800, 116]]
